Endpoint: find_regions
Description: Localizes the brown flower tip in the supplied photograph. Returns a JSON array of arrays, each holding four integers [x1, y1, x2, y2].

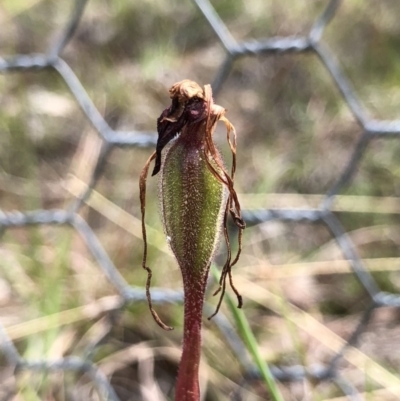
[[169, 79, 204, 102], [152, 80, 209, 177]]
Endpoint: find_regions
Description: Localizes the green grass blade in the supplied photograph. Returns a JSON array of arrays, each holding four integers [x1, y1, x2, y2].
[[211, 266, 284, 401]]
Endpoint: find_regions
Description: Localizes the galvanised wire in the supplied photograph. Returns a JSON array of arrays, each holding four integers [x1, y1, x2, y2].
[[1, 0, 400, 399]]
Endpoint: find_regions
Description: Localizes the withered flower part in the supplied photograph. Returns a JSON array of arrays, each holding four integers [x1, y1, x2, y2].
[[139, 79, 245, 400], [152, 80, 206, 177]]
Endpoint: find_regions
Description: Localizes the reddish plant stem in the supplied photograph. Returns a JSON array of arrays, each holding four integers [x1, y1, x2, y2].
[[175, 269, 209, 401]]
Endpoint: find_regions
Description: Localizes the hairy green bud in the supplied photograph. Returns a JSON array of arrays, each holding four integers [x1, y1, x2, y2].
[[160, 131, 225, 277]]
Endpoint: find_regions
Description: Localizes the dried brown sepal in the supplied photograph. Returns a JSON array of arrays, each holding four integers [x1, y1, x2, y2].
[[139, 150, 173, 331], [206, 113, 245, 319]]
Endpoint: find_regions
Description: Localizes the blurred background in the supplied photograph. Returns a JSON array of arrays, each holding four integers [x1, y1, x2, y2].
[[1, 0, 400, 400]]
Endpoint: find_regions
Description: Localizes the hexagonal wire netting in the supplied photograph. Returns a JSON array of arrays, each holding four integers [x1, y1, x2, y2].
[[1, 0, 400, 399]]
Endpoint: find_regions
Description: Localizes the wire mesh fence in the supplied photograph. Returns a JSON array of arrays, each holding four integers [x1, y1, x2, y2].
[[1, 0, 400, 399]]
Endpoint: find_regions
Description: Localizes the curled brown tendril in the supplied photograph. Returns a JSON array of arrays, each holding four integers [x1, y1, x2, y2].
[[139, 79, 245, 330]]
